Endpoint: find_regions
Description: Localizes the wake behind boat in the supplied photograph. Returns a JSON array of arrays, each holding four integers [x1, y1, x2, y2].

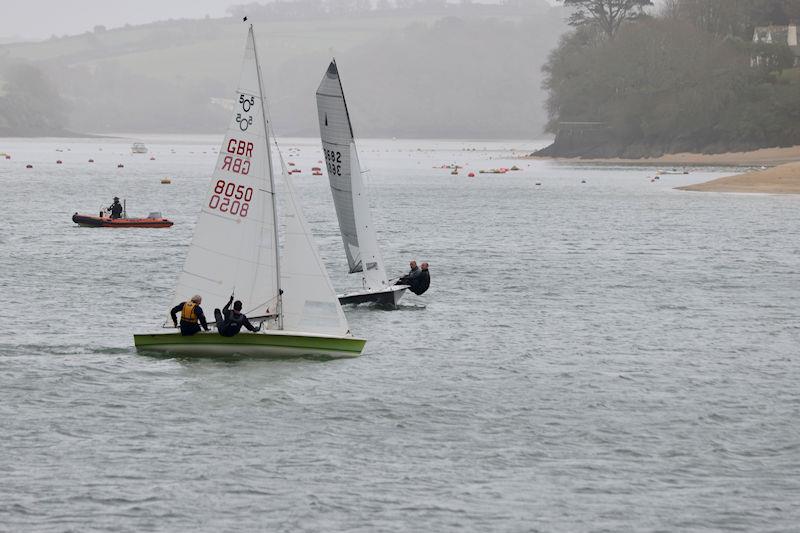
[[133, 26, 365, 359], [316, 60, 408, 308]]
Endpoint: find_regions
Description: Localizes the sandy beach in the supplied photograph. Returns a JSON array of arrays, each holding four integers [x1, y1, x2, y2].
[[530, 144, 800, 194], [677, 162, 800, 194], [531, 144, 800, 167]]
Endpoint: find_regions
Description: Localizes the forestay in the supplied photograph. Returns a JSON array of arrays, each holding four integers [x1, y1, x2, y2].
[[316, 60, 388, 291], [174, 28, 279, 317]]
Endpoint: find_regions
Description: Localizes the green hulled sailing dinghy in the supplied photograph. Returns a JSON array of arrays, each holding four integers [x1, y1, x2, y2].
[[134, 26, 365, 358]]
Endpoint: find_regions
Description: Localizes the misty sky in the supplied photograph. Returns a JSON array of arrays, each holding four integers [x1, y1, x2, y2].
[[1, 0, 568, 41], [2, 0, 236, 40]]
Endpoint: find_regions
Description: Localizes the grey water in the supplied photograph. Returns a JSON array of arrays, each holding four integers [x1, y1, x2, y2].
[[1, 136, 799, 532]]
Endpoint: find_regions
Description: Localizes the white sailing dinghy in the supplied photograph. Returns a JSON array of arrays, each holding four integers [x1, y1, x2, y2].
[[316, 60, 407, 308], [134, 27, 365, 358]]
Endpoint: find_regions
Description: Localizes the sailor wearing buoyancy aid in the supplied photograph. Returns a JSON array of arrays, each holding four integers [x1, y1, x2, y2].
[[170, 295, 210, 336]]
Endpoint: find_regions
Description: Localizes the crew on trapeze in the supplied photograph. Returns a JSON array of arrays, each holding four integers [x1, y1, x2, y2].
[[107, 197, 123, 219], [170, 295, 210, 336], [395, 260, 431, 295], [214, 295, 261, 337]]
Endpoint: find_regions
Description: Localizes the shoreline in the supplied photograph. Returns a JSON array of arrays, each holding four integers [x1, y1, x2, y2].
[[528, 145, 800, 167], [676, 162, 800, 195]]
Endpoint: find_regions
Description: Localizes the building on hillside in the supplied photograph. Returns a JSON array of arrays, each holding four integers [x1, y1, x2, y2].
[[752, 23, 800, 67]]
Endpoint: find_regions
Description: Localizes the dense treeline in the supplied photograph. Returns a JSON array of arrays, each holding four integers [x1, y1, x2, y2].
[[0, 64, 69, 136], [539, 0, 800, 157]]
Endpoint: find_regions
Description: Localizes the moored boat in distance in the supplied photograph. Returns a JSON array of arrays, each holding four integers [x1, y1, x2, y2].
[[131, 142, 148, 154]]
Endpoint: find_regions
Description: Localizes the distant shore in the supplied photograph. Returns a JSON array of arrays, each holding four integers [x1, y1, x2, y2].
[[676, 162, 800, 194], [529, 144, 800, 167], [0, 129, 103, 139]]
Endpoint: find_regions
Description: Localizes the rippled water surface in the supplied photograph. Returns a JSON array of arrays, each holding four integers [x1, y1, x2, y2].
[[1, 136, 799, 531]]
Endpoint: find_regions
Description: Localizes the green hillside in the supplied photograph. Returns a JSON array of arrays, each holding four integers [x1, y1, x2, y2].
[[0, 3, 565, 137]]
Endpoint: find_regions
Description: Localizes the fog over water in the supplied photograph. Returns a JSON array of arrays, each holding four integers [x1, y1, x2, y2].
[[3, 1, 798, 531], [0, 1, 566, 139]]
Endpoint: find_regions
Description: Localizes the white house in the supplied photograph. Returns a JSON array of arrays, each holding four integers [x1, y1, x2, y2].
[[752, 23, 800, 67]]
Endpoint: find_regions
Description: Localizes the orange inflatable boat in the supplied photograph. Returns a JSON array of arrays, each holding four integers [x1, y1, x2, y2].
[[72, 213, 174, 228]]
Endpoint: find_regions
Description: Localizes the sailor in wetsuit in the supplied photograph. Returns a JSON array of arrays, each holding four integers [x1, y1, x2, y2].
[[108, 197, 123, 219], [395, 260, 419, 286], [170, 295, 210, 336], [214, 296, 261, 337], [409, 262, 430, 295], [394, 260, 431, 295]]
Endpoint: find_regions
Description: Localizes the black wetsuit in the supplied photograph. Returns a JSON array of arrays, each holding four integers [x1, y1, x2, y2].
[[409, 269, 430, 295], [108, 201, 123, 219], [396, 266, 420, 286], [214, 299, 259, 337], [170, 301, 209, 336]]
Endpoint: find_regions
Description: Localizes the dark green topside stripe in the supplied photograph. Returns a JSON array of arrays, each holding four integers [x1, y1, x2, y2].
[[133, 333, 366, 353]]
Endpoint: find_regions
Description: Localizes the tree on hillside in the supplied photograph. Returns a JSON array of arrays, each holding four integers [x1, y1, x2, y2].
[[0, 63, 67, 135], [542, 13, 800, 156], [559, 0, 653, 40], [666, 0, 800, 39]]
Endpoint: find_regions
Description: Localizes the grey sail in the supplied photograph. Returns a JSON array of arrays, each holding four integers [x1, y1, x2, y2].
[[316, 61, 362, 274]]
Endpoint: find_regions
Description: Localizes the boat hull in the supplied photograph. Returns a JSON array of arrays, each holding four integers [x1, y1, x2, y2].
[[338, 286, 406, 308], [133, 331, 365, 358], [72, 213, 173, 228]]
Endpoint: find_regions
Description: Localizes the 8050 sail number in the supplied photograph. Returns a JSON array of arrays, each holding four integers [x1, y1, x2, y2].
[[209, 179, 253, 217]]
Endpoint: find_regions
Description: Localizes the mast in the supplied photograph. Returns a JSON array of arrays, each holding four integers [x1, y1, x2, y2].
[[250, 25, 283, 330]]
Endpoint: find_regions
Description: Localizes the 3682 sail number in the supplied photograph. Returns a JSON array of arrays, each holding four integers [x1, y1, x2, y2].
[[324, 148, 342, 176], [209, 179, 253, 217]]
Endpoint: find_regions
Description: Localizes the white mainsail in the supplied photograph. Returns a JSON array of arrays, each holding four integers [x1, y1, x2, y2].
[[173, 27, 279, 318], [316, 60, 389, 292]]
